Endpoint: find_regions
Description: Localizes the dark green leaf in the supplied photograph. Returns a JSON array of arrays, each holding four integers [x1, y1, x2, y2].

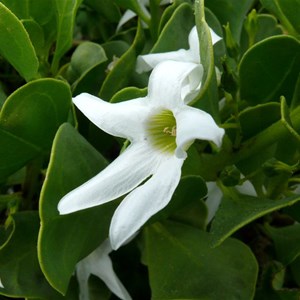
[[210, 193, 300, 246], [144, 221, 258, 300], [0, 212, 65, 298], [38, 123, 117, 294], [239, 36, 300, 105], [0, 79, 71, 181]]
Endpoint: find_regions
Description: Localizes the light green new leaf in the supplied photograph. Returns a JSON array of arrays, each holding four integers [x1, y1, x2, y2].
[[51, 0, 83, 73], [239, 36, 300, 105], [261, 0, 300, 36], [0, 212, 67, 299], [210, 193, 300, 246], [0, 3, 39, 81], [0, 79, 71, 181], [38, 123, 117, 294], [144, 221, 258, 300]]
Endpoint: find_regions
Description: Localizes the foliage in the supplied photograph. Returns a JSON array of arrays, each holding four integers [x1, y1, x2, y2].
[[0, 0, 299, 299]]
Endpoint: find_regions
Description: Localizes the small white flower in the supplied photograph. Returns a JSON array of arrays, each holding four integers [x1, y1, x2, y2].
[[136, 26, 221, 74], [205, 180, 257, 224], [117, 0, 172, 31], [76, 239, 131, 300], [58, 60, 224, 250]]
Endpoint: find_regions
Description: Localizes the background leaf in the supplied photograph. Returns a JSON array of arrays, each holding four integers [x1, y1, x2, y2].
[[239, 36, 300, 105], [210, 193, 300, 246], [144, 221, 258, 300], [0, 2, 39, 81], [0, 79, 71, 181], [38, 123, 117, 294]]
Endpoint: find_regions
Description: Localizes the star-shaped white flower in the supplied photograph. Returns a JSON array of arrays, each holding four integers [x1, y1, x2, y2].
[[58, 60, 225, 250], [136, 25, 221, 73], [76, 239, 131, 300]]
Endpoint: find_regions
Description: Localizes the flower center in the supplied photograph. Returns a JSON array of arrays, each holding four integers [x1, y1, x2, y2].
[[146, 109, 177, 153]]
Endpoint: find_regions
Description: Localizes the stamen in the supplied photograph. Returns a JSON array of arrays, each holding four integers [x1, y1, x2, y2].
[[146, 109, 177, 153]]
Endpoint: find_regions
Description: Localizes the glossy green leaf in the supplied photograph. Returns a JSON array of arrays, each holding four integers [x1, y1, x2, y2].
[[0, 3, 39, 81], [0, 79, 71, 181], [99, 22, 144, 100], [151, 3, 194, 53], [66, 41, 107, 89], [266, 223, 300, 265], [210, 193, 300, 246], [240, 36, 300, 105], [205, 0, 255, 41], [38, 123, 117, 294], [51, 0, 83, 73], [22, 19, 45, 57], [110, 86, 147, 103], [261, 0, 300, 36], [0, 212, 65, 298], [144, 221, 258, 299]]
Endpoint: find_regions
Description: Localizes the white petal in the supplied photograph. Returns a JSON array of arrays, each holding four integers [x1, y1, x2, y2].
[[58, 142, 161, 214], [0, 278, 4, 288], [174, 106, 225, 159], [205, 182, 222, 224], [236, 180, 257, 196], [76, 239, 132, 300], [109, 156, 183, 250], [73, 93, 150, 141], [116, 10, 137, 32], [210, 28, 222, 45], [148, 61, 202, 109], [189, 26, 222, 63], [136, 49, 193, 73]]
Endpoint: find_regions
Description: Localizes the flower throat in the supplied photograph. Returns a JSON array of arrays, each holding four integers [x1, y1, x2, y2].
[[146, 109, 177, 153]]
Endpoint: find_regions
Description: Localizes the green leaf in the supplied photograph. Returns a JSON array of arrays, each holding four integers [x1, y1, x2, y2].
[[22, 19, 45, 57], [66, 41, 107, 90], [0, 2, 39, 81], [205, 0, 255, 41], [51, 0, 83, 73], [38, 123, 117, 294], [266, 223, 300, 265], [239, 36, 300, 105], [144, 221, 258, 300], [150, 3, 194, 53], [84, 0, 120, 22], [0, 212, 65, 298], [110, 86, 147, 103], [210, 193, 300, 246], [261, 0, 300, 36], [99, 22, 144, 101], [0, 79, 71, 181]]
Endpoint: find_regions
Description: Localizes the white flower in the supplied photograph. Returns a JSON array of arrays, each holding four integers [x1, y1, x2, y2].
[[0, 278, 4, 288], [136, 26, 221, 74], [117, 0, 172, 31], [205, 180, 257, 224], [76, 239, 131, 300], [58, 60, 225, 250]]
